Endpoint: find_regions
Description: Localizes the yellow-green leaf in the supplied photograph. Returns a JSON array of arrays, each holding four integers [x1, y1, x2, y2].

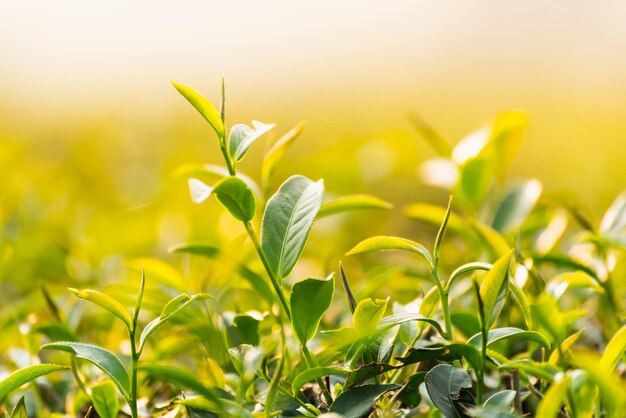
[[172, 81, 224, 138], [354, 298, 388, 337], [479, 250, 514, 327], [600, 325, 626, 373], [346, 236, 433, 269], [68, 288, 132, 331]]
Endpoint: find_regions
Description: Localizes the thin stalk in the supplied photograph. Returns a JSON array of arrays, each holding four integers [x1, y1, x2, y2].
[[70, 357, 89, 396], [432, 267, 452, 340], [129, 329, 139, 418], [243, 221, 291, 320], [302, 344, 333, 405]]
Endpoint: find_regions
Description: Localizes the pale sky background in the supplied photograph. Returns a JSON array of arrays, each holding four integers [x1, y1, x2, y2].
[[1, 1, 626, 210]]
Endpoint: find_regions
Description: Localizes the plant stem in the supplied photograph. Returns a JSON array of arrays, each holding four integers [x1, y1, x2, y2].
[[129, 329, 139, 418], [243, 221, 291, 320], [302, 344, 334, 405], [432, 267, 452, 340]]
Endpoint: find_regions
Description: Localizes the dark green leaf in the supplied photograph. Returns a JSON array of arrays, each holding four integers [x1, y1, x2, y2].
[[141, 364, 222, 407], [329, 384, 400, 418], [424, 364, 474, 418], [398, 372, 427, 408], [261, 175, 324, 280], [345, 363, 397, 387]]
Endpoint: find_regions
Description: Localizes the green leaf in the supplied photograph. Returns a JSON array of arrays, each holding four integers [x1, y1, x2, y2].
[[174, 163, 261, 197], [448, 262, 492, 291], [139, 293, 211, 353], [261, 175, 324, 280], [479, 250, 514, 327], [345, 362, 397, 387], [169, 242, 220, 258], [377, 313, 445, 339], [404, 203, 467, 235], [329, 384, 400, 417], [353, 298, 388, 337], [419, 286, 440, 332], [483, 390, 516, 411], [536, 375, 570, 418], [41, 342, 130, 399], [546, 271, 604, 300], [398, 372, 427, 408], [10, 396, 27, 418], [317, 195, 392, 219], [488, 111, 528, 181], [0, 364, 69, 401], [409, 111, 452, 157], [346, 236, 433, 269], [212, 177, 256, 222], [491, 180, 542, 234], [231, 314, 262, 346], [172, 81, 224, 138], [68, 288, 133, 331], [508, 279, 532, 328], [291, 366, 346, 394], [228, 121, 275, 163], [467, 327, 550, 350], [451, 311, 481, 339], [469, 220, 511, 259], [261, 121, 305, 198], [140, 364, 222, 407], [91, 380, 119, 418], [600, 325, 626, 373], [290, 274, 335, 344], [339, 263, 358, 314], [456, 155, 493, 208], [424, 364, 474, 418], [498, 359, 558, 382]]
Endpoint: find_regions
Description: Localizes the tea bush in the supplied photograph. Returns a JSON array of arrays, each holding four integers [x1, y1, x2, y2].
[[0, 79, 624, 417]]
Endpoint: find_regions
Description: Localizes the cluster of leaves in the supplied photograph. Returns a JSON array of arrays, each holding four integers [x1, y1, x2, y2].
[[0, 80, 624, 418]]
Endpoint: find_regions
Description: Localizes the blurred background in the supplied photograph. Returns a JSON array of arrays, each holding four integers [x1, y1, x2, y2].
[[1, 1, 626, 300]]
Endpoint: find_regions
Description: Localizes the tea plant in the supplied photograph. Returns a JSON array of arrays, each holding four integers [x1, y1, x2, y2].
[[0, 79, 624, 417]]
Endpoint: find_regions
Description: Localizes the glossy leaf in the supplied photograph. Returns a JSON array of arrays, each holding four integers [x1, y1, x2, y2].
[[68, 288, 132, 331], [291, 366, 346, 394], [353, 298, 388, 337], [261, 175, 324, 280], [0, 364, 68, 401], [261, 121, 305, 197], [317, 195, 392, 219], [491, 180, 542, 233], [345, 363, 397, 387], [212, 176, 256, 221], [41, 342, 130, 399], [329, 384, 400, 417], [467, 327, 550, 350], [228, 121, 275, 162], [290, 274, 335, 344], [483, 390, 516, 411], [448, 262, 492, 290], [91, 380, 119, 418], [172, 81, 224, 138], [346, 236, 433, 268], [479, 250, 514, 327], [425, 364, 474, 418]]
